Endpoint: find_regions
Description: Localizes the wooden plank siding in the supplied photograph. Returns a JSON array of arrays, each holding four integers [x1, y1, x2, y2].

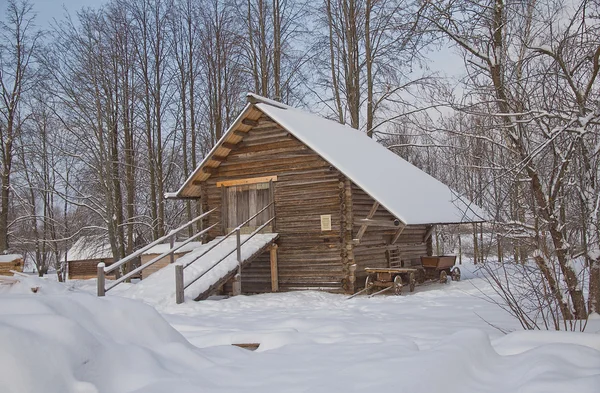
[[201, 115, 346, 293], [351, 184, 431, 289]]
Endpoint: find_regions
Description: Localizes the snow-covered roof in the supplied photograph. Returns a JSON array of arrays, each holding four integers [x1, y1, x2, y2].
[[66, 236, 113, 262], [170, 93, 486, 225], [142, 242, 203, 256], [0, 254, 23, 263]]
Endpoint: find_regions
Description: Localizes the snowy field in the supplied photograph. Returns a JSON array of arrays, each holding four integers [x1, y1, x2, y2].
[[1, 263, 599, 393]]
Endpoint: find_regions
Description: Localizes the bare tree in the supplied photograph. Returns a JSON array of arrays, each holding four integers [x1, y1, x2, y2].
[[0, 0, 41, 252], [423, 0, 600, 325]]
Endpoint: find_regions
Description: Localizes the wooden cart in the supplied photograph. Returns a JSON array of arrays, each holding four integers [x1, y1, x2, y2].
[[420, 255, 461, 283], [364, 267, 418, 296]]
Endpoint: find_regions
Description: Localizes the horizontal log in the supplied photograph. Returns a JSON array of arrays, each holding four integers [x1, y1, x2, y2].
[[242, 118, 258, 127], [221, 142, 239, 150], [355, 218, 401, 228]]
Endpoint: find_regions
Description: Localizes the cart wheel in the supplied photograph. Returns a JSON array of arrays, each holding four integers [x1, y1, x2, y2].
[[393, 275, 403, 295], [439, 270, 448, 284], [409, 272, 416, 292], [365, 275, 374, 295], [451, 267, 461, 282]]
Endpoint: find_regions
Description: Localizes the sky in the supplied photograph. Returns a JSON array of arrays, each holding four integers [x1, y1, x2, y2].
[[0, 0, 106, 27]]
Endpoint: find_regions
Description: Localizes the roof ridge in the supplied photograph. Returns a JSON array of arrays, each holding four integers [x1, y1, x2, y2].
[[246, 93, 291, 110]]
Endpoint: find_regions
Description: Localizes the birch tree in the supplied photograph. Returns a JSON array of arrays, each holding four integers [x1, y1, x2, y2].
[[423, 0, 600, 324]]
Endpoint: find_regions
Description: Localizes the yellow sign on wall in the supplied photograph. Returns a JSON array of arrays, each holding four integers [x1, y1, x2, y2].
[[320, 214, 332, 231]]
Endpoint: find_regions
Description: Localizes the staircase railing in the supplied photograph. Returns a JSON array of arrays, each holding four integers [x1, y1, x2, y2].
[[97, 208, 216, 297], [175, 202, 275, 304]]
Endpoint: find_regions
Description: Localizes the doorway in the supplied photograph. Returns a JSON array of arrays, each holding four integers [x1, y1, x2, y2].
[[223, 181, 273, 234]]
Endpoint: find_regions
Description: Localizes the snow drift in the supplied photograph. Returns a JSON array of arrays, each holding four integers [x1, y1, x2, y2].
[[0, 277, 212, 393], [1, 275, 599, 393]]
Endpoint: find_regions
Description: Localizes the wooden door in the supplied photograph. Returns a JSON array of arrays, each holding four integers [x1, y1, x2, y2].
[[223, 182, 272, 234]]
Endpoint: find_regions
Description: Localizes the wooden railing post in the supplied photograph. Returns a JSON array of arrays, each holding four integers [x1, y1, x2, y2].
[[97, 263, 105, 297], [175, 264, 184, 304], [169, 234, 175, 264], [234, 228, 242, 296], [270, 244, 279, 292]]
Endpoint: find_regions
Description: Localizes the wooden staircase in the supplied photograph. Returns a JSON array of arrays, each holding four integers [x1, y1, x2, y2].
[[189, 233, 279, 301]]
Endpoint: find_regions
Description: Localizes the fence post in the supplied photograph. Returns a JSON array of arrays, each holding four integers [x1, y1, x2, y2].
[[97, 263, 105, 297], [169, 234, 175, 264], [175, 264, 184, 304]]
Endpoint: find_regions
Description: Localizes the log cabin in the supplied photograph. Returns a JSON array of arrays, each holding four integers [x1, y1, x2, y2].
[[0, 254, 24, 276], [67, 236, 116, 279], [166, 94, 485, 295]]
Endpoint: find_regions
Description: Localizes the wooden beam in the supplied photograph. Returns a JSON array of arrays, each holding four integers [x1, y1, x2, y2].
[[270, 244, 279, 292], [354, 202, 379, 243], [210, 155, 227, 163], [423, 225, 435, 242], [192, 180, 203, 186], [221, 142, 238, 150], [391, 224, 407, 244], [202, 167, 218, 174], [242, 118, 258, 127], [233, 130, 247, 138], [217, 175, 277, 188], [354, 218, 401, 228]]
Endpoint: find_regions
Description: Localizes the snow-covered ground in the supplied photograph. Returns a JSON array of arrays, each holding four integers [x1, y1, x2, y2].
[[1, 262, 599, 393]]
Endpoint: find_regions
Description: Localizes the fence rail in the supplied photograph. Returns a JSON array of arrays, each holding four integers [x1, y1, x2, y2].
[[97, 208, 216, 297], [175, 202, 275, 304]]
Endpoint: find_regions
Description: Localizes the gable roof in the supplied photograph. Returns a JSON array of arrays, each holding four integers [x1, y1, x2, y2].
[[167, 93, 486, 225], [67, 236, 113, 262]]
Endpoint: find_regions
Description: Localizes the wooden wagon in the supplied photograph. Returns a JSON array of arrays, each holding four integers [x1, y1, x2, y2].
[[364, 267, 418, 296], [420, 255, 461, 283], [361, 255, 461, 297]]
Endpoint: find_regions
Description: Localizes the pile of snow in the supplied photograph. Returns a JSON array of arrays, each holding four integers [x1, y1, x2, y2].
[[125, 233, 278, 305], [0, 277, 212, 393], [1, 263, 599, 393]]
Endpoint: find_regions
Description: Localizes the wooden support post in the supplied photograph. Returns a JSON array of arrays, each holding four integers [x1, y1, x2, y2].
[[349, 263, 356, 294], [354, 201, 379, 243], [169, 235, 175, 264], [423, 225, 435, 242], [232, 274, 241, 296], [175, 264, 184, 304], [270, 244, 279, 292], [391, 224, 407, 244], [97, 263, 105, 297]]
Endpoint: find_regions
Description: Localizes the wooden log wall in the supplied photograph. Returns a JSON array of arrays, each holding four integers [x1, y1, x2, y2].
[[351, 184, 430, 288], [202, 115, 345, 292], [68, 259, 116, 279], [0, 260, 24, 276]]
